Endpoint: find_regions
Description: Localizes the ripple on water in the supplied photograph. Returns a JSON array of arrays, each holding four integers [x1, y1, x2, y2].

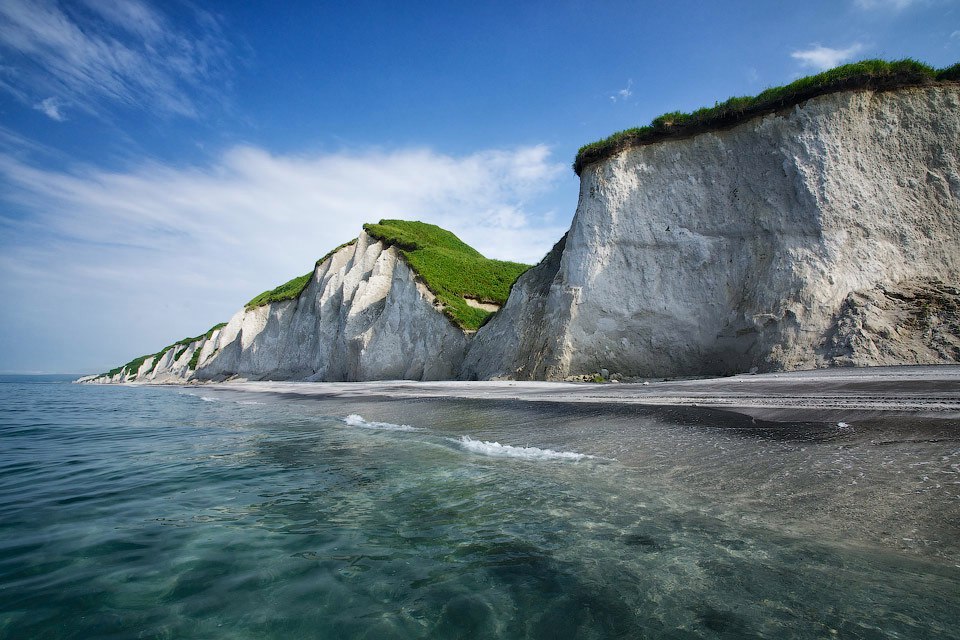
[[0, 382, 958, 639]]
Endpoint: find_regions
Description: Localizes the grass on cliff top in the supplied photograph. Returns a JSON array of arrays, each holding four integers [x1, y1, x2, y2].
[[245, 240, 359, 310], [574, 59, 960, 175], [363, 219, 531, 330], [105, 322, 227, 378], [246, 272, 313, 309]]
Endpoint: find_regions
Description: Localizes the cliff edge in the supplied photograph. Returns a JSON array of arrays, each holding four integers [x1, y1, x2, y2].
[[465, 84, 960, 379]]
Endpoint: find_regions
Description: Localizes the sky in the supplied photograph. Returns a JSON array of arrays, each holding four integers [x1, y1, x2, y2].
[[0, 0, 957, 374]]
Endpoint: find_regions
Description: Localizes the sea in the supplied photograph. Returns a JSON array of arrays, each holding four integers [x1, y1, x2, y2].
[[1, 376, 958, 639]]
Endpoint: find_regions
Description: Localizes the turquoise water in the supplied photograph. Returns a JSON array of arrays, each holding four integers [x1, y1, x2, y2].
[[1, 380, 958, 639]]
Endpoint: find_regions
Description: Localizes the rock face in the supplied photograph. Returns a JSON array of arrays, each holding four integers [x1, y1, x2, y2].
[[462, 235, 569, 379], [821, 279, 960, 366], [198, 232, 468, 381], [83, 330, 224, 384], [464, 86, 960, 379], [89, 232, 469, 383], [87, 85, 960, 384]]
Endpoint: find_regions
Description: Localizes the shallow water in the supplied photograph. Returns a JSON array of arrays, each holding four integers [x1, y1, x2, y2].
[[1, 381, 958, 639]]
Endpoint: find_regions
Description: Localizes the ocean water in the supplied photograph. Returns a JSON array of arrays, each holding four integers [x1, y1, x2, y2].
[[1, 380, 958, 639]]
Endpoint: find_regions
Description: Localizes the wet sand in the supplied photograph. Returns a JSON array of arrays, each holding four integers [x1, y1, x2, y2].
[[204, 365, 960, 422]]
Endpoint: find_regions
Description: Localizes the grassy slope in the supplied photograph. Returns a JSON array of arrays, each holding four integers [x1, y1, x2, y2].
[[363, 220, 531, 330], [245, 272, 313, 309], [574, 59, 960, 175], [244, 240, 359, 310], [106, 322, 227, 378]]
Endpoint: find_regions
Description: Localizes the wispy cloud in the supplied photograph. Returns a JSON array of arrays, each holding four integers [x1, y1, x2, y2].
[[0, 0, 234, 120], [854, 0, 920, 9], [609, 79, 633, 102], [791, 43, 865, 71], [32, 96, 65, 121], [0, 144, 568, 371]]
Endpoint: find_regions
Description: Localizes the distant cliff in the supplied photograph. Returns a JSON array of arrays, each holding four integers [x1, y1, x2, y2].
[[465, 83, 960, 379], [85, 62, 960, 384], [83, 222, 529, 383]]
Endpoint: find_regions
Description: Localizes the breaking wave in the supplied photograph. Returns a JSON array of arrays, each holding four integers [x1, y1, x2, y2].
[[455, 436, 593, 461], [342, 414, 419, 431]]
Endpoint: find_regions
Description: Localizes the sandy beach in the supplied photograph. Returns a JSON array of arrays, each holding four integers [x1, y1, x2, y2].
[[201, 365, 960, 422]]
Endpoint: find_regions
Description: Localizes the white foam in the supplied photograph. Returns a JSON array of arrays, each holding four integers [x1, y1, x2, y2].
[[455, 435, 592, 461], [200, 396, 218, 402], [342, 414, 419, 431]]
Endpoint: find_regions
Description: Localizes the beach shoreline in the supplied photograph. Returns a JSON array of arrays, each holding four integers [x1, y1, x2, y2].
[[190, 365, 960, 422]]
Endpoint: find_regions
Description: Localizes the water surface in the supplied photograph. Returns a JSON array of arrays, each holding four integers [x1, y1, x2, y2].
[[1, 381, 958, 639]]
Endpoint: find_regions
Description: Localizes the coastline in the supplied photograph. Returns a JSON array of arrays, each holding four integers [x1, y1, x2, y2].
[[175, 364, 960, 566], [194, 365, 960, 422]]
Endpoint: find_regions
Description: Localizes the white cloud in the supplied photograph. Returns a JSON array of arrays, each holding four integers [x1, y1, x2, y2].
[[854, 0, 919, 9], [609, 79, 633, 102], [790, 44, 865, 71], [0, 144, 570, 371], [0, 0, 233, 119], [32, 96, 65, 120]]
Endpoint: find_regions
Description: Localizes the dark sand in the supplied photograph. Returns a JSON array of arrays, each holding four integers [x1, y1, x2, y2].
[[203, 364, 960, 422]]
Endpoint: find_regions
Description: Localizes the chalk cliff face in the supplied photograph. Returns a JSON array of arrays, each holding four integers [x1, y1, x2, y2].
[[196, 232, 468, 381], [465, 86, 960, 379], [87, 85, 960, 384], [88, 231, 469, 383], [82, 330, 223, 384]]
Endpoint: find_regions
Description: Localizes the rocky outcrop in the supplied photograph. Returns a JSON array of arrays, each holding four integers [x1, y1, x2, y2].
[[195, 232, 468, 381], [84, 327, 225, 384], [461, 234, 568, 379], [820, 279, 960, 366], [465, 85, 960, 379]]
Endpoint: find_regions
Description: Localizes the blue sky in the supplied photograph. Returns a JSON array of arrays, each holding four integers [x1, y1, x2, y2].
[[0, 0, 957, 374]]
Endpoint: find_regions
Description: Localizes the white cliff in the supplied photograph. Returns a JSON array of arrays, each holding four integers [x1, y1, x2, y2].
[[87, 84, 960, 385], [195, 231, 468, 381], [88, 231, 470, 383], [464, 85, 960, 379]]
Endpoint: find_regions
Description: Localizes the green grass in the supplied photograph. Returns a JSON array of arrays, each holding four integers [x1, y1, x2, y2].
[[105, 353, 154, 379], [105, 322, 227, 379], [104, 221, 529, 379], [245, 240, 360, 311], [574, 59, 958, 175], [316, 239, 357, 267], [363, 220, 532, 330], [188, 322, 228, 370], [246, 272, 314, 310]]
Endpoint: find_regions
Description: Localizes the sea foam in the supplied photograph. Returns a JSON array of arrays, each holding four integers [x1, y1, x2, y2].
[[342, 414, 419, 431], [455, 436, 592, 461]]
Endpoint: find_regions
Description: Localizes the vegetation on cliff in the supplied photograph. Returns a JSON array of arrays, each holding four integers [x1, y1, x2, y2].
[[188, 323, 228, 370], [363, 220, 531, 330], [574, 59, 960, 175], [245, 272, 314, 310], [104, 322, 227, 379], [243, 220, 530, 330], [245, 240, 359, 310]]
